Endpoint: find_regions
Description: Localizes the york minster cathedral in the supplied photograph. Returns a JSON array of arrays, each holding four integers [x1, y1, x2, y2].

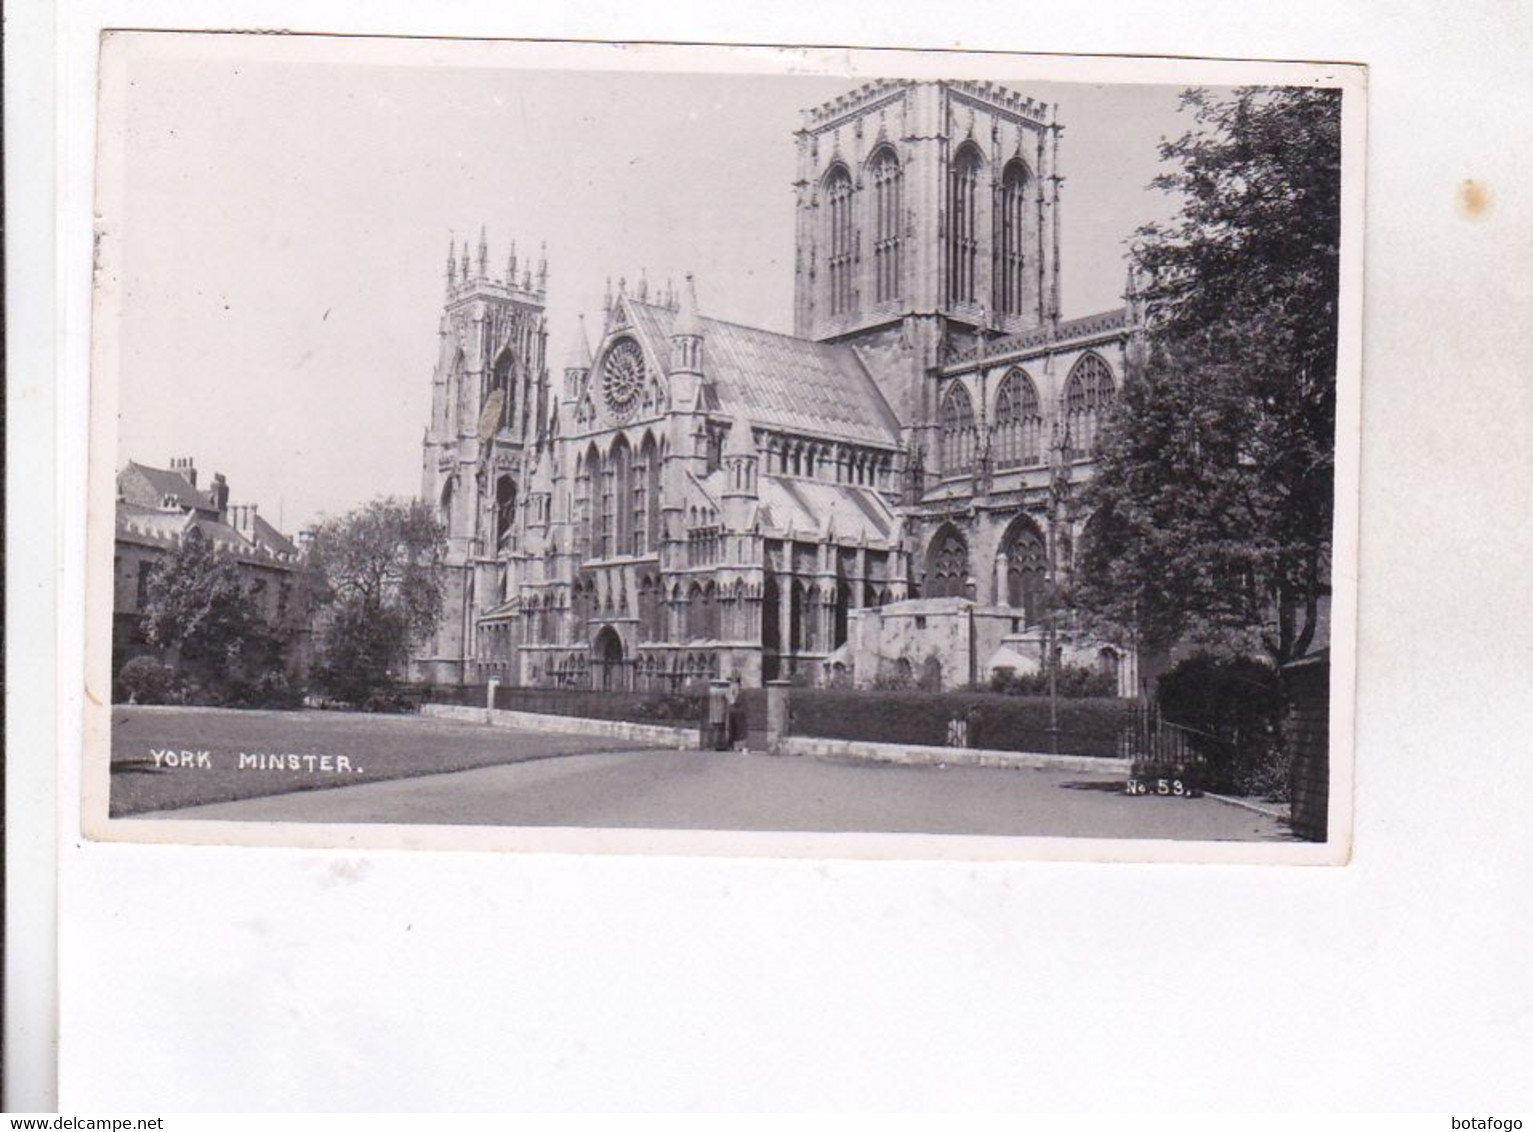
[[413, 79, 1146, 694]]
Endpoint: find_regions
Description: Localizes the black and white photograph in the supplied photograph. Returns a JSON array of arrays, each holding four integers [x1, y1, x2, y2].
[[83, 34, 1361, 859]]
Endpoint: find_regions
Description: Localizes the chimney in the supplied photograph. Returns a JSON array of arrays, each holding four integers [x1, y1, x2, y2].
[[170, 456, 198, 488], [210, 473, 230, 516], [230, 503, 259, 535]]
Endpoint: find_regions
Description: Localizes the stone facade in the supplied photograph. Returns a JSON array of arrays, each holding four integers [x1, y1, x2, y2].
[[414, 80, 1149, 694]]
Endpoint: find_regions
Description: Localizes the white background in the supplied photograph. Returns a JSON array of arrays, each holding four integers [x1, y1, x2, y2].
[[8, 0, 1533, 1113]]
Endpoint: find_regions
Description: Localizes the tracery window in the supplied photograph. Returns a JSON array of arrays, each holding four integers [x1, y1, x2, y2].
[[826, 165, 855, 316], [596, 446, 614, 558], [998, 160, 1030, 316], [926, 527, 970, 599], [948, 144, 982, 305], [575, 450, 593, 560], [1001, 515, 1048, 626], [610, 436, 633, 556], [870, 147, 903, 304], [640, 432, 659, 552], [1063, 354, 1117, 459], [938, 382, 977, 475], [992, 369, 1043, 469]]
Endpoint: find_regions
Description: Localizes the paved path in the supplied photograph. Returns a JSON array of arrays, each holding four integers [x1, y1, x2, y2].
[[149, 744, 1291, 841]]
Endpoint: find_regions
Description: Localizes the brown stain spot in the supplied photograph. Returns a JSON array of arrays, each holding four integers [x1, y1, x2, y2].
[[1456, 179, 1493, 221]]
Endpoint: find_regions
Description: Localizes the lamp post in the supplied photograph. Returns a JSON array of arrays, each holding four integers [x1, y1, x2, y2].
[[1046, 413, 1073, 756]]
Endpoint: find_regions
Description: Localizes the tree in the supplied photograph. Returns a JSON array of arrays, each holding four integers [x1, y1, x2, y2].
[[1074, 86, 1342, 666], [139, 528, 282, 690], [305, 497, 446, 702]]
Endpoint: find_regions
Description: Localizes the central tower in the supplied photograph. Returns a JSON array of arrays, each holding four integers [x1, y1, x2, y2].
[[792, 79, 1062, 433]]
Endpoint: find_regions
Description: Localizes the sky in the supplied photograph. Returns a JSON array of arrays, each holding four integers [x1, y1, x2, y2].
[[108, 36, 1213, 531]]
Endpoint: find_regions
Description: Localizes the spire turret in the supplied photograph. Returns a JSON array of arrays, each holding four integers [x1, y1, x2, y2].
[[722, 415, 760, 522], [477, 225, 489, 279], [507, 239, 518, 285], [563, 315, 593, 372], [446, 237, 457, 289], [674, 272, 703, 340], [561, 315, 592, 402]]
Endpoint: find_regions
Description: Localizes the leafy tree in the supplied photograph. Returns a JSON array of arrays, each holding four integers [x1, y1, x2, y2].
[[1074, 86, 1342, 666], [305, 497, 446, 702], [139, 528, 281, 690]]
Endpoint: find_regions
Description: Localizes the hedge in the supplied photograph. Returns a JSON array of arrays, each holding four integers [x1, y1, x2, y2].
[[788, 689, 1136, 757], [492, 686, 706, 726]]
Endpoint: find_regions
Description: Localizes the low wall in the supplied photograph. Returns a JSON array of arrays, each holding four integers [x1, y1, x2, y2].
[[777, 735, 1131, 774], [421, 702, 699, 749]]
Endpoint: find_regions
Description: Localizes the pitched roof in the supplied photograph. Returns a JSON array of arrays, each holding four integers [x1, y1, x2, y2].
[[756, 475, 897, 545], [120, 461, 215, 512], [251, 512, 297, 557], [624, 300, 901, 449]]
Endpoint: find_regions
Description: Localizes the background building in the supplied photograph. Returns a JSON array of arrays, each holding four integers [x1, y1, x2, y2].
[[415, 79, 1145, 693], [113, 457, 311, 677]]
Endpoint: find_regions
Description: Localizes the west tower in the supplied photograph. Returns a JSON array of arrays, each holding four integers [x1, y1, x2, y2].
[[417, 228, 550, 682]]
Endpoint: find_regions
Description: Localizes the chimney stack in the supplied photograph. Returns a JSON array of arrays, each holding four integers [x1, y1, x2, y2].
[[169, 456, 199, 488]]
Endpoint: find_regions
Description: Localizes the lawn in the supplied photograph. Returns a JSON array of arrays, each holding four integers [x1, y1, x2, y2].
[[109, 706, 661, 817]]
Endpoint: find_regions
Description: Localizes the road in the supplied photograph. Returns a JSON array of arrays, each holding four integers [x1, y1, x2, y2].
[[115, 709, 1290, 840]]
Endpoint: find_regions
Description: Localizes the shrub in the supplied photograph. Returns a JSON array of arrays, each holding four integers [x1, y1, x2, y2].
[[1156, 654, 1286, 799], [990, 663, 1116, 699], [632, 694, 704, 722], [789, 688, 1134, 757], [117, 656, 176, 705]]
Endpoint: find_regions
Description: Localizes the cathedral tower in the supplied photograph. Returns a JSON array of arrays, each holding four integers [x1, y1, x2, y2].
[[417, 228, 550, 682], [792, 80, 1062, 435]]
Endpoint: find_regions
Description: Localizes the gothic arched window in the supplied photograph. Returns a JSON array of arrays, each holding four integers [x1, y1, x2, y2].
[[993, 368, 1043, 469], [494, 475, 517, 549], [825, 164, 855, 317], [1000, 515, 1048, 626], [948, 143, 983, 305], [610, 435, 633, 556], [762, 574, 781, 655], [939, 382, 977, 475], [1064, 353, 1117, 459], [593, 442, 614, 558], [445, 350, 465, 435], [998, 159, 1030, 316], [869, 146, 903, 304], [489, 349, 515, 433], [926, 526, 970, 599]]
